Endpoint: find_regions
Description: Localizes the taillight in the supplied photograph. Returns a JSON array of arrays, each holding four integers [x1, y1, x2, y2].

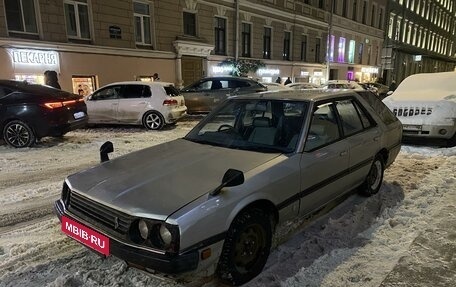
[[43, 102, 64, 109], [163, 99, 178, 106], [43, 99, 82, 109]]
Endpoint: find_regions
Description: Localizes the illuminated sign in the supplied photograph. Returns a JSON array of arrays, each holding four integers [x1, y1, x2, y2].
[[301, 71, 310, 76], [314, 71, 323, 77], [212, 66, 234, 74], [414, 55, 422, 62], [361, 67, 379, 73], [9, 49, 59, 66], [257, 68, 280, 75]]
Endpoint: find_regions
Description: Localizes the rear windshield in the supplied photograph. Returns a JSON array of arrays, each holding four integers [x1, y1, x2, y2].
[[164, 85, 180, 97], [356, 91, 397, 125]]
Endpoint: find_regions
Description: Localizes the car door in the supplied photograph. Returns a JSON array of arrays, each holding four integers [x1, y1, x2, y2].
[[298, 102, 350, 216], [116, 84, 149, 124], [181, 79, 215, 113], [86, 85, 122, 123], [334, 98, 381, 189]]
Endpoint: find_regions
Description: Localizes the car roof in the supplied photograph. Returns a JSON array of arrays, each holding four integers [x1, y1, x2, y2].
[[200, 76, 257, 81], [233, 89, 357, 102]]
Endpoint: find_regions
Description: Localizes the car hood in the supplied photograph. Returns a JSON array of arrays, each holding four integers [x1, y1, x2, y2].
[[67, 139, 280, 220]]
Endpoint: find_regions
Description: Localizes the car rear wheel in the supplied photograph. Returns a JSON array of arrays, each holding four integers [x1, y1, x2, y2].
[[3, 120, 36, 148], [142, 111, 164, 130], [359, 154, 384, 196], [216, 208, 272, 286]]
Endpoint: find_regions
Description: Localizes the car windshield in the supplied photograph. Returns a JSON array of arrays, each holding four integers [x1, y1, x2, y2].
[[185, 99, 309, 153]]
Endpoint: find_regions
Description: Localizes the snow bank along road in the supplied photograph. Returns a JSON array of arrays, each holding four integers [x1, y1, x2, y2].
[[0, 119, 455, 287]]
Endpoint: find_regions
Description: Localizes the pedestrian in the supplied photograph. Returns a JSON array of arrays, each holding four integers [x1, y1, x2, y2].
[[284, 77, 292, 85], [275, 77, 282, 84], [389, 80, 397, 92], [153, 73, 160, 81], [44, 70, 61, 89]]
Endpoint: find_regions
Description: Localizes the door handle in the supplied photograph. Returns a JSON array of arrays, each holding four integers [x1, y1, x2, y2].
[[340, 151, 348, 156]]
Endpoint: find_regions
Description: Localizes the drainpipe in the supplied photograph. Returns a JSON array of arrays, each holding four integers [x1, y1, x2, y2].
[[235, 0, 240, 60]]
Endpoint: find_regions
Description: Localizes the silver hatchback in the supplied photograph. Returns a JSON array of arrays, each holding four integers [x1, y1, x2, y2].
[[55, 90, 402, 286]]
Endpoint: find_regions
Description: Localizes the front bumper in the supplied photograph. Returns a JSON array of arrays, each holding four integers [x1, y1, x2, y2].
[[54, 199, 199, 274], [401, 123, 456, 140]]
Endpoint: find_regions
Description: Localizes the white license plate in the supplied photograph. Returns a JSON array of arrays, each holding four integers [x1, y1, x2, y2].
[[74, 112, 85, 119], [403, 125, 421, 131]]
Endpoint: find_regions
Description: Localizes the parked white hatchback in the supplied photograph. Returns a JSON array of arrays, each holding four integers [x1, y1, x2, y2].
[[85, 81, 187, 130]]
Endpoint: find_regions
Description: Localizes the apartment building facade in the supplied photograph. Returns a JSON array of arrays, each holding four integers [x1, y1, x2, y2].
[[382, 0, 456, 85], [0, 0, 387, 93]]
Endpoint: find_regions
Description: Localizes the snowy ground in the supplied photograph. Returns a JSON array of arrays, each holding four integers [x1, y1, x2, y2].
[[0, 118, 455, 287]]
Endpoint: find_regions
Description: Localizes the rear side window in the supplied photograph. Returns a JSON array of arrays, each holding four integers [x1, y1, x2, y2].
[[335, 100, 365, 136], [164, 85, 180, 97], [122, 85, 147, 99], [357, 91, 397, 125]]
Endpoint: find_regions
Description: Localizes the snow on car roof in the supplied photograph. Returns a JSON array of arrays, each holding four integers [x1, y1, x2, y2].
[[390, 72, 456, 101]]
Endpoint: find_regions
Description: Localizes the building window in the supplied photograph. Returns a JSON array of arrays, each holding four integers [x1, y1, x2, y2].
[[352, 0, 358, 21], [338, 37, 346, 62], [5, 0, 38, 34], [64, 0, 91, 39], [370, 4, 376, 26], [342, 0, 347, 17], [214, 17, 226, 55], [378, 8, 383, 29], [301, 35, 307, 61], [315, 38, 321, 63], [133, 2, 151, 45], [283, 31, 291, 60], [348, 40, 355, 63], [241, 23, 251, 57], [318, 0, 324, 9], [329, 35, 335, 62], [358, 43, 363, 64], [362, 1, 367, 24], [183, 12, 196, 36], [263, 27, 272, 59]]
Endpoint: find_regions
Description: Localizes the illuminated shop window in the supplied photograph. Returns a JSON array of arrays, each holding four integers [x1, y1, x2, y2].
[[329, 35, 335, 62], [348, 40, 355, 63], [338, 37, 346, 62], [14, 74, 45, 85]]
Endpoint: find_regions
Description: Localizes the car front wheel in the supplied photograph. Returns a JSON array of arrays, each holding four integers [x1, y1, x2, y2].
[[359, 154, 384, 196], [142, 111, 164, 130], [3, 120, 36, 148], [216, 208, 272, 286]]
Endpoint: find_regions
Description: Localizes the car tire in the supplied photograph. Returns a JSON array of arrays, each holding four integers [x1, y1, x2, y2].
[[3, 120, 36, 148], [359, 154, 384, 196], [447, 132, 456, 147], [216, 208, 272, 286], [142, 111, 164, 130]]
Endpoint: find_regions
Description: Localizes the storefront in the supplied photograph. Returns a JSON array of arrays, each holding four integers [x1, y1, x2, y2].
[[0, 40, 176, 94]]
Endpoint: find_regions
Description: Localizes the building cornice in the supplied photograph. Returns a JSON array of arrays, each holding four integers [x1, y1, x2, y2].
[[173, 40, 214, 57]]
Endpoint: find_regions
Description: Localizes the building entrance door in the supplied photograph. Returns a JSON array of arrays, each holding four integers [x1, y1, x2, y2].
[[182, 56, 203, 87]]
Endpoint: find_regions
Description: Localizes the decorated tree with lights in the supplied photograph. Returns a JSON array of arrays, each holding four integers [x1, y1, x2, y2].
[[218, 59, 265, 77]]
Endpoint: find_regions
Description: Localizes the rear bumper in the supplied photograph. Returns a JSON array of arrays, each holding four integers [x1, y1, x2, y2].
[[165, 106, 187, 123], [46, 117, 88, 136], [54, 199, 199, 274]]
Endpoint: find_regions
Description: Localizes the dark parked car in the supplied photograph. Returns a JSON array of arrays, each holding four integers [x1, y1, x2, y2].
[[0, 80, 88, 148], [55, 90, 402, 285], [180, 76, 267, 113]]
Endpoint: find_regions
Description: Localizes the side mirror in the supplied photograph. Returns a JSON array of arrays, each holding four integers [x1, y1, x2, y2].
[[100, 141, 114, 163], [210, 169, 244, 196]]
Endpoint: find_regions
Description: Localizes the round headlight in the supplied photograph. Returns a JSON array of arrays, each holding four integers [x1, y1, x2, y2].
[[138, 219, 149, 240], [159, 224, 172, 247]]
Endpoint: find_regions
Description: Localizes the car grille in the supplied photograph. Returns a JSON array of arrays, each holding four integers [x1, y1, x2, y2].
[[392, 106, 433, 117], [68, 191, 133, 235]]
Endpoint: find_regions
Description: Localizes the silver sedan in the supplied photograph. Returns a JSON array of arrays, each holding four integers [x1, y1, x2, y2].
[[55, 90, 402, 286]]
